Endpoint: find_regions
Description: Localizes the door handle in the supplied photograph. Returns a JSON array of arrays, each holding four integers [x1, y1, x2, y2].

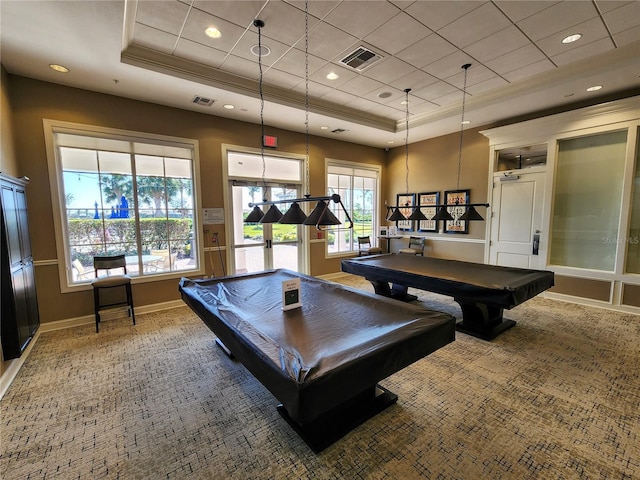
[[532, 234, 540, 255]]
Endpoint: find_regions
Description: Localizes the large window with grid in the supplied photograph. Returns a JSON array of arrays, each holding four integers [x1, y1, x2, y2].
[[44, 121, 201, 289], [326, 161, 380, 255]]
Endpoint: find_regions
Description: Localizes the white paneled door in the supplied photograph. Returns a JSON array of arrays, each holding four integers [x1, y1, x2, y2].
[[489, 171, 546, 269]]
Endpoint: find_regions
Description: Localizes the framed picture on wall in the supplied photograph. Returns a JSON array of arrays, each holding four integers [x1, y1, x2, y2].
[[396, 193, 415, 231], [445, 189, 470, 234], [417, 191, 439, 232]]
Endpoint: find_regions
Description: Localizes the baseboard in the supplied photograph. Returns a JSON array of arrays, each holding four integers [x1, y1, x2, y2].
[[1, 330, 41, 400], [1, 299, 187, 399], [318, 272, 351, 281], [39, 299, 187, 332]]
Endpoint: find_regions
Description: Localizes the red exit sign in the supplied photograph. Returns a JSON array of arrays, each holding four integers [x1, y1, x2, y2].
[[263, 135, 278, 148]]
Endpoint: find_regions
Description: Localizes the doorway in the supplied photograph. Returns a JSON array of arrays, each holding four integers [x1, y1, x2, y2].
[[231, 184, 302, 274], [489, 170, 546, 269]]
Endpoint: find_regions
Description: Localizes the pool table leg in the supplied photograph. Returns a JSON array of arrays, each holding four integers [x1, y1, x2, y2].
[[367, 279, 418, 302], [277, 384, 398, 453], [454, 299, 516, 341]]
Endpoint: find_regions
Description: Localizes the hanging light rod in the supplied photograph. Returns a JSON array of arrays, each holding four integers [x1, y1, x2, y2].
[[246, 193, 353, 229], [385, 202, 489, 222]]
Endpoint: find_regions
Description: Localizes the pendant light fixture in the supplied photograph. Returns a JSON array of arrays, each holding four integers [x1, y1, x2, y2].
[[244, 9, 353, 230], [405, 88, 428, 222], [455, 63, 484, 222], [376, 65, 490, 230], [279, 0, 310, 225]]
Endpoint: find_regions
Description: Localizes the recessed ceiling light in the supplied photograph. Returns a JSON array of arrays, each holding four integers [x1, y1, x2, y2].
[[387, 141, 394, 144], [562, 33, 582, 44], [400, 100, 410, 105], [320, 126, 329, 130], [377, 92, 392, 99], [326, 72, 339, 80], [461, 120, 471, 125], [223, 104, 235, 109], [586, 85, 603, 92], [49, 64, 69, 73], [205, 27, 222, 39], [250, 44, 271, 57]]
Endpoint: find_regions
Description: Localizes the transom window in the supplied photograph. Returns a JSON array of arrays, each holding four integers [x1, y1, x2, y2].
[[44, 121, 201, 289], [326, 161, 380, 255]]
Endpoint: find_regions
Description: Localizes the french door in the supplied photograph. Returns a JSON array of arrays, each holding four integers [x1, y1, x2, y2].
[[230, 183, 302, 274]]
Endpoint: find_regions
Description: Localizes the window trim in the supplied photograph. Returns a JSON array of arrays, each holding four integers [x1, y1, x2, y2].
[[43, 119, 204, 293], [325, 158, 381, 258]]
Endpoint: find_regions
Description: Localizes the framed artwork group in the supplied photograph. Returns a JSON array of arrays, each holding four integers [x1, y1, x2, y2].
[[393, 189, 471, 234]]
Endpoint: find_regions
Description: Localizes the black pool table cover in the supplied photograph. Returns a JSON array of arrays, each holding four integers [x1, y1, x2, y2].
[[341, 254, 554, 340], [179, 270, 455, 440]]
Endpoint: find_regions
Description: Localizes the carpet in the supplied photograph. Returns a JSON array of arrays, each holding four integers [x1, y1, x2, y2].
[[1, 274, 638, 479]]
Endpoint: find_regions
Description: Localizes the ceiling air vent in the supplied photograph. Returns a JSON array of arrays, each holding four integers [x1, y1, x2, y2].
[[339, 46, 382, 72], [192, 95, 214, 107], [331, 128, 347, 134]]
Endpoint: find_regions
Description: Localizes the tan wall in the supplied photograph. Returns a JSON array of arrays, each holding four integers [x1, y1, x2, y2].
[[384, 127, 490, 260], [1, 67, 17, 374], [8, 75, 385, 324], [1, 66, 18, 176]]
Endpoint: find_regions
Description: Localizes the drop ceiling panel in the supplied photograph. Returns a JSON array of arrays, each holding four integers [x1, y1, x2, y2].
[[462, 26, 532, 63], [536, 17, 610, 58], [271, 48, 326, 78], [551, 37, 616, 67], [615, 26, 640, 46], [173, 38, 228, 68], [363, 56, 416, 84], [405, 1, 483, 32], [389, 69, 439, 92], [395, 33, 458, 69], [502, 59, 556, 83], [493, 1, 557, 23], [322, 88, 358, 105], [322, 1, 401, 39], [193, 0, 267, 28], [307, 23, 359, 60], [263, 68, 303, 89], [133, 24, 178, 54], [603, 2, 640, 34], [308, 63, 358, 87], [363, 12, 431, 55], [517, 1, 599, 41], [219, 54, 260, 80], [485, 44, 549, 76], [180, 8, 247, 51], [412, 81, 458, 102], [135, 0, 190, 35], [595, 0, 634, 14], [336, 75, 386, 96], [231, 32, 291, 66], [422, 50, 475, 79], [251, 1, 313, 47], [437, 2, 513, 49]]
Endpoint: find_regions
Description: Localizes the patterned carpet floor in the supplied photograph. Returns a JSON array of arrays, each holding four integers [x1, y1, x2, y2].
[[1, 274, 639, 479]]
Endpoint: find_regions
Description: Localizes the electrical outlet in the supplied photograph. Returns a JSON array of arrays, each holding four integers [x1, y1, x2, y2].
[[211, 236, 217, 245]]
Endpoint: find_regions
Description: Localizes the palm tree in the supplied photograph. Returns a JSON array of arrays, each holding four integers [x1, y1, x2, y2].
[[100, 174, 133, 212], [137, 176, 181, 217]]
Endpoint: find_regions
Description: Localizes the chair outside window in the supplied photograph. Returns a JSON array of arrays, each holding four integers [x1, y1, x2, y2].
[[399, 236, 425, 256], [357, 236, 383, 256], [72, 259, 93, 280], [91, 254, 135, 332]]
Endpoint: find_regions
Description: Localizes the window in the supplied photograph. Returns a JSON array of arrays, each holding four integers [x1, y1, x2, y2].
[[550, 130, 627, 271], [326, 161, 380, 255], [627, 129, 640, 274], [45, 121, 201, 289]]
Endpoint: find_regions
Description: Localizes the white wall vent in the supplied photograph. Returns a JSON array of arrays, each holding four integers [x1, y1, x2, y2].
[[192, 96, 214, 107], [339, 46, 382, 71]]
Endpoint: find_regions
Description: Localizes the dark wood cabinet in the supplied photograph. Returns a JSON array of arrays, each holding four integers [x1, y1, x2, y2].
[[1, 174, 40, 359]]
